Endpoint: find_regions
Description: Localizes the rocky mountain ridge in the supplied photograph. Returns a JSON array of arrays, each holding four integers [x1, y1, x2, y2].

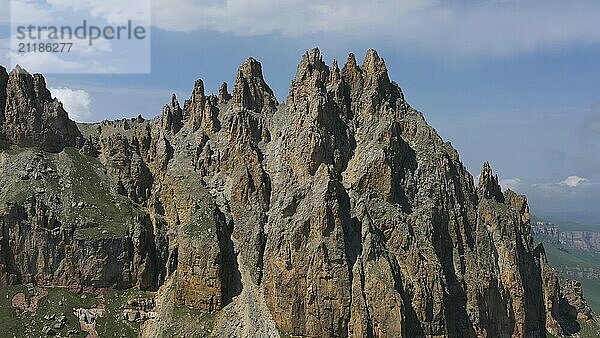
[[533, 220, 600, 252], [0, 50, 596, 337]]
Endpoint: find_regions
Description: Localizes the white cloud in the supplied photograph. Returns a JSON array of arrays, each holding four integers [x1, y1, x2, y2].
[[10, 0, 56, 26], [499, 177, 523, 192], [49, 87, 93, 122], [527, 176, 594, 199], [9, 0, 599, 61], [45, 0, 150, 24], [148, 0, 600, 58], [7, 0, 149, 74], [559, 176, 589, 188], [9, 52, 87, 72]]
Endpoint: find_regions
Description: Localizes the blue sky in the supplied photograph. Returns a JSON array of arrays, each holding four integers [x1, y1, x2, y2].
[[1, 0, 600, 223]]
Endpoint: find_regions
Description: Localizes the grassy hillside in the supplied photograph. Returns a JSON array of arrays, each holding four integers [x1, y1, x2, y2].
[[0, 285, 152, 337]]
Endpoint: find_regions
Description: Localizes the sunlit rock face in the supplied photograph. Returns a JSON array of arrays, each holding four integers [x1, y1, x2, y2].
[[0, 51, 594, 338]]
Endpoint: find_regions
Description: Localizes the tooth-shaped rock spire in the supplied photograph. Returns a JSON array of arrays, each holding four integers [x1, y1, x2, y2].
[[161, 94, 183, 133], [184, 79, 206, 130], [341, 53, 362, 90], [288, 48, 330, 103], [218, 82, 231, 103], [182, 79, 221, 132], [231, 57, 277, 113], [329, 59, 341, 84], [362, 49, 391, 87], [478, 161, 505, 202]]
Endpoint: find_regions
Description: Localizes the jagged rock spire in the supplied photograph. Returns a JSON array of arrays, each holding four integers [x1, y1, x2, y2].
[[11, 64, 29, 75], [161, 93, 183, 133], [183, 79, 206, 131], [362, 49, 392, 90], [182, 79, 220, 133], [288, 48, 330, 103], [341, 53, 362, 89], [218, 82, 231, 102], [2, 65, 81, 151], [478, 161, 505, 202], [231, 57, 277, 113], [329, 59, 341, 84]]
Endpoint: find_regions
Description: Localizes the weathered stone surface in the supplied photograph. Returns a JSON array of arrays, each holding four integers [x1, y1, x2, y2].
[[2, 66, 81, 152], [561, 280, 594, 322], [161, 94, 183, 134], [231, 58, 278, 113], [478, 161, 505, 203], [218, 82, 231, 103], [174, 207, 223, 312], [0, 51, 594, 338], [183, 79, 220, 132], [0, 66, 8, 147]]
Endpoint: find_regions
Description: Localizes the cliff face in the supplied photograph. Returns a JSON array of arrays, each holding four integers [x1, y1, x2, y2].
[[0, 50, 594, 338], [1, 66, 82, 152], [559, 231, 600, 251], [532, 221, 600, 252]]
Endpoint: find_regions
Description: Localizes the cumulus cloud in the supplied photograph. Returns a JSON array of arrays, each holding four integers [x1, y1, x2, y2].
[[49, 87, 93, 122], [149, 0, 600, 58], [525, 176, 595, 200], [559, 176, 589, 188], [499, 177, 523, 192], [9, 0, 600, 60], [8, 0, 149, 74], [9, 0, 56, 26], [45, 0, 150, 24], [10, 52, 85, 72]]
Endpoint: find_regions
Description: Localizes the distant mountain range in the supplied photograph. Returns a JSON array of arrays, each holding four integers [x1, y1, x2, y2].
[[532, 216, 600, 252]]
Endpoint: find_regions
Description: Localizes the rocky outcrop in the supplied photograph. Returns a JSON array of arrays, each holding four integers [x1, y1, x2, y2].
[[161, 94, 183, 134], [0, 50, 595, 338], [0, 66, 8, 147], [560, 231, 600, 251], [478, 161, 505, 203], [231, 58, 278, 113], [218, 82, 231, 103], [183, 79, 220, 132], [1, 66, 81, 152], [472, 174, 546, 337], [0, 196, 147, 288], [0, 148, 160, 289], [561, 280, 594, 322], [537, 244, 595, 336], [532, 220, 600, 252]]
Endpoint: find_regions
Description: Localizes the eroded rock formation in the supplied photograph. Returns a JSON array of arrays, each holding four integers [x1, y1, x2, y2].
[[0, 49, 595, 338], [1, 66, 81, 152]]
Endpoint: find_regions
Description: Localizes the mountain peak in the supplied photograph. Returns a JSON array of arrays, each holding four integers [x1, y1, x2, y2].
[[162, 93, 183, 133], [218, 82, 231, 102], [1, 69, 81, 151], [478, 161, 505, 202], [10, 64, 30, 76], [232, 57, 277, 113]]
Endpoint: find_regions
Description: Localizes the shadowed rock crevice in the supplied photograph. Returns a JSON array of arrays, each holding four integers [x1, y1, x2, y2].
[[216, 207, 242, 305]]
